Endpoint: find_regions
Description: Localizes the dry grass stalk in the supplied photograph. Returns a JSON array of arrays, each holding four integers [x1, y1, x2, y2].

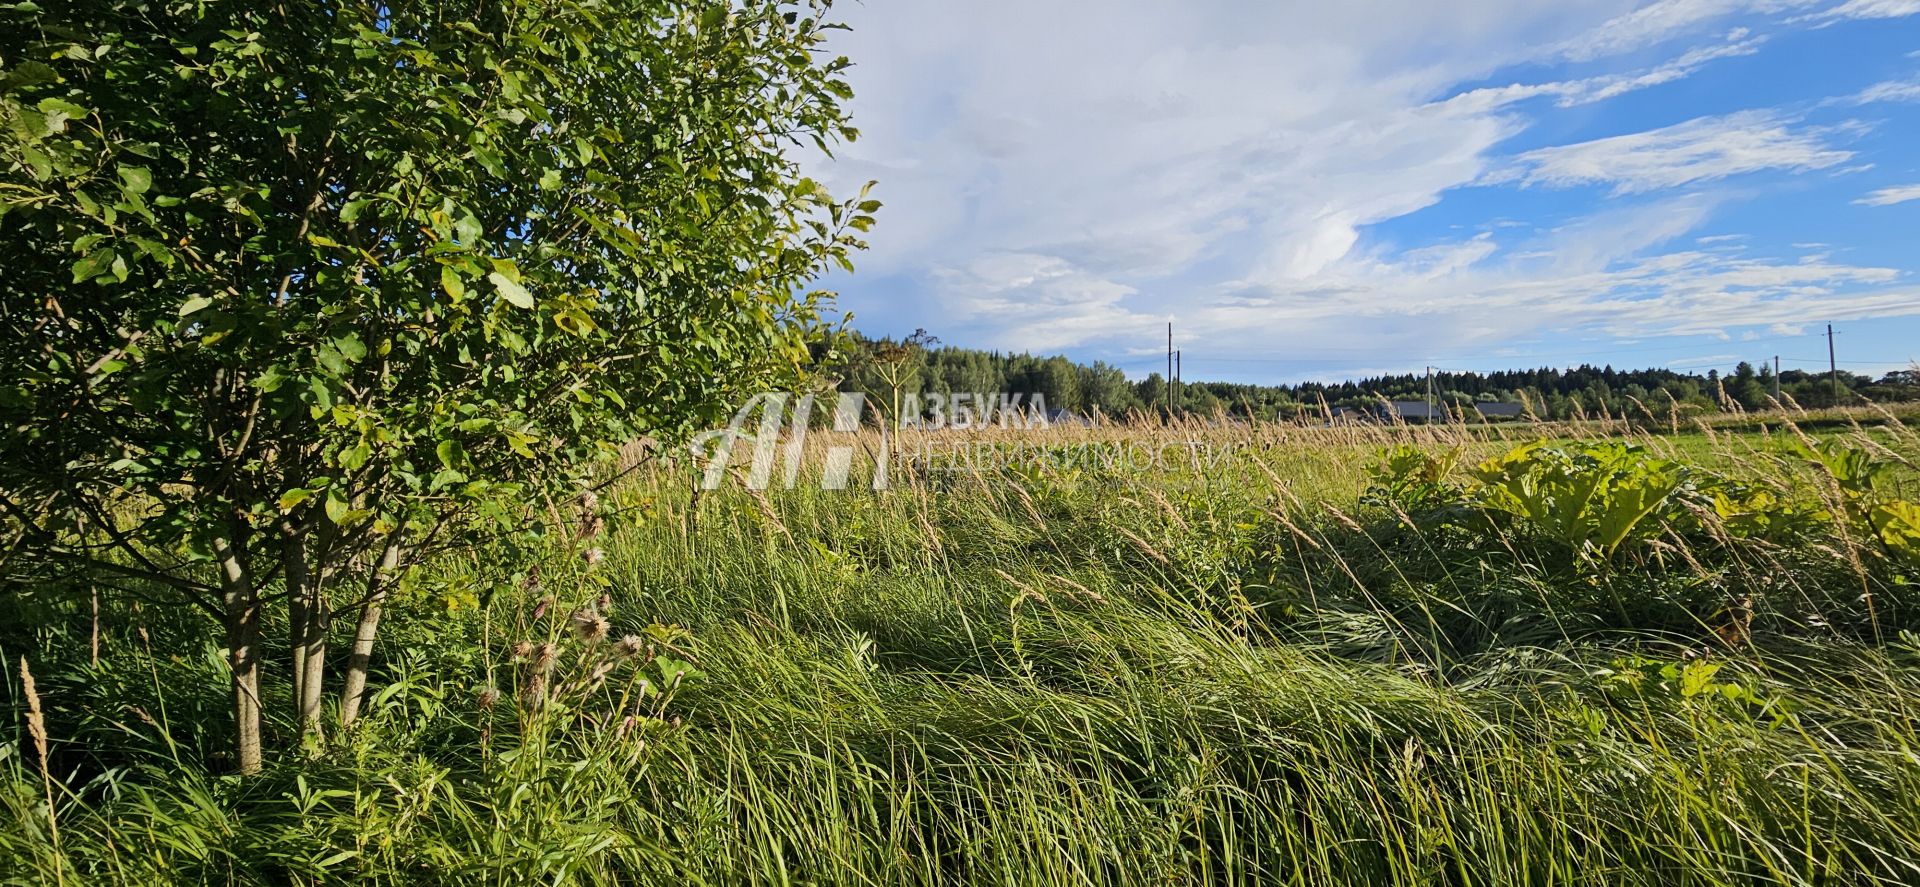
[[20, 656, 63, 883]]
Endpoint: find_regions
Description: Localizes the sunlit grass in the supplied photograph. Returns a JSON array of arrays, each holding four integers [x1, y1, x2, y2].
[[5, 411, 1920, 884]]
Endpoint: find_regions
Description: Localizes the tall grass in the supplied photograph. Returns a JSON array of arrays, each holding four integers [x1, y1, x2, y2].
[[3, 414, 1919, 884]]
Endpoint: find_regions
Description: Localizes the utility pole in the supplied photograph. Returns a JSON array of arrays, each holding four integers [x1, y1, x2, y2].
[[1166, 322, 1173, 411], [1827, 324, 1839, 405], [1772, 355, 1780, 402], [1175, 350, 1183, 412], [1425, 366, 1435, 424]]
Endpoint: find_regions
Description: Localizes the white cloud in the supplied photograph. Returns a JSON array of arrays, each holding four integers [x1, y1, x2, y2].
[[926, 253, 1149, 352], [815, 0, 1595, 290], [1199, 197, 1912, 358], [1815, 0, 1920, 21], [1565, 37, 1769, 104], [1855, 184, 1920, 205], [1490, 111, 1853, 193], [1556, 0, 1814, 60], [808, 1, 1920, 363], [1849, 78, 1920, 103], [1453, 33, 1767, 110]]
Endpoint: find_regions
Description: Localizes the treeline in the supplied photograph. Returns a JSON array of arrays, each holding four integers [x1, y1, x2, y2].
[[834, 333, 1920, 421]]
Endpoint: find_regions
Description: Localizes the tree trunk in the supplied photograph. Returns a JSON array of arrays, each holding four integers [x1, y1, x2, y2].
[[284, 526, 328, 740], [214, 533, 262, 774], [285, 530, 308, 728], [339, 541, 399, 729]]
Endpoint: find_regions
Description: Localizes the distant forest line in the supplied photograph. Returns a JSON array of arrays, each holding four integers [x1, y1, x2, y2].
[[834, 332, 1920, 422]]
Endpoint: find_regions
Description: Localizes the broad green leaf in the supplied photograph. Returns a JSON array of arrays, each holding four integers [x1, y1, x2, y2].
[[35, 97, 86, 132], [71, 250, 113, 283], [334, 335, 367, 362], [117, 166, 152, 195], [324, 490, 350, 524], [441, 265, 466, 301], [489, 272, 533, 309], [436, 439, 466, 470], [455, 213, 483, 246]]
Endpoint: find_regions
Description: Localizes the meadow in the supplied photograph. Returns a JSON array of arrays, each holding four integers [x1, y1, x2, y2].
[[5, 408, 1920, 885]]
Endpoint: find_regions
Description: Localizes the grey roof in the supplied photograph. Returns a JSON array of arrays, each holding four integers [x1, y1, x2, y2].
[[1474, 402, 1525, 417], [1385, 400, 1444, 419]]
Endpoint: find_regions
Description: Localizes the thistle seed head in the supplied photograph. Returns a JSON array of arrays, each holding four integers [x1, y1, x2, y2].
[[530, 643, 558, 675], [572, 609, 610, 644]]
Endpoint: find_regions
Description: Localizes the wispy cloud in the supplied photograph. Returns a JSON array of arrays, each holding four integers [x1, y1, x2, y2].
[[1206, 197, 1911, 355], [1453, 34, 1768, 110], [1488, 111, 1853, 194], [1855, 183, 1920, 205], [1812, 0, 1920, 22], [1847, 78, 1920, 103], [1556, 0, 1814, 61]]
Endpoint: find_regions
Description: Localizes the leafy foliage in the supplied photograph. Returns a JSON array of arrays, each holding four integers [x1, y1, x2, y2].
[[1, 0, 870, 767]]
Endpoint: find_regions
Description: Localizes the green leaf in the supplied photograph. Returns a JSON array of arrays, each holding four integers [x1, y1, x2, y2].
[[440, 264, 466, 301], [308, 377, 334, 417], [317, 348, 346, 375], [334, 334, 367, 362], [71, 250, 112, 283], [117, 166, 152, 195], [324, 490, 350, 525], [279, 488, 314, 511], [436, 439, 466, 470], [178, 295, 214, 317], [471, 144, 506, 178], [455, 213, 484, 246], [35, 97, 86, 133], [489, 272, 534, 309]]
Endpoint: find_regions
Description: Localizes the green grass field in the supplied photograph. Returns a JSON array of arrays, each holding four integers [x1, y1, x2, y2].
[[6, 414, 1920, 885]]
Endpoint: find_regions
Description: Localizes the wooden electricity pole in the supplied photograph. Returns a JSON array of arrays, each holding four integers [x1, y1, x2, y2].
[[1828, 324, 1840, 404], [1175, 350, 1182, 412], [1426, 366, 1435, 424]]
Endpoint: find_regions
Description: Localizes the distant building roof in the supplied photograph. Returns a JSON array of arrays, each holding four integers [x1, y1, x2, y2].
[[1385, 400, 1444, 420], [1474, 402, 1525, 418]]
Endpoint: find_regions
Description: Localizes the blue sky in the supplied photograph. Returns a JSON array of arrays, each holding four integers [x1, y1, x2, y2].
[[809, 0, 1920, 385]]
